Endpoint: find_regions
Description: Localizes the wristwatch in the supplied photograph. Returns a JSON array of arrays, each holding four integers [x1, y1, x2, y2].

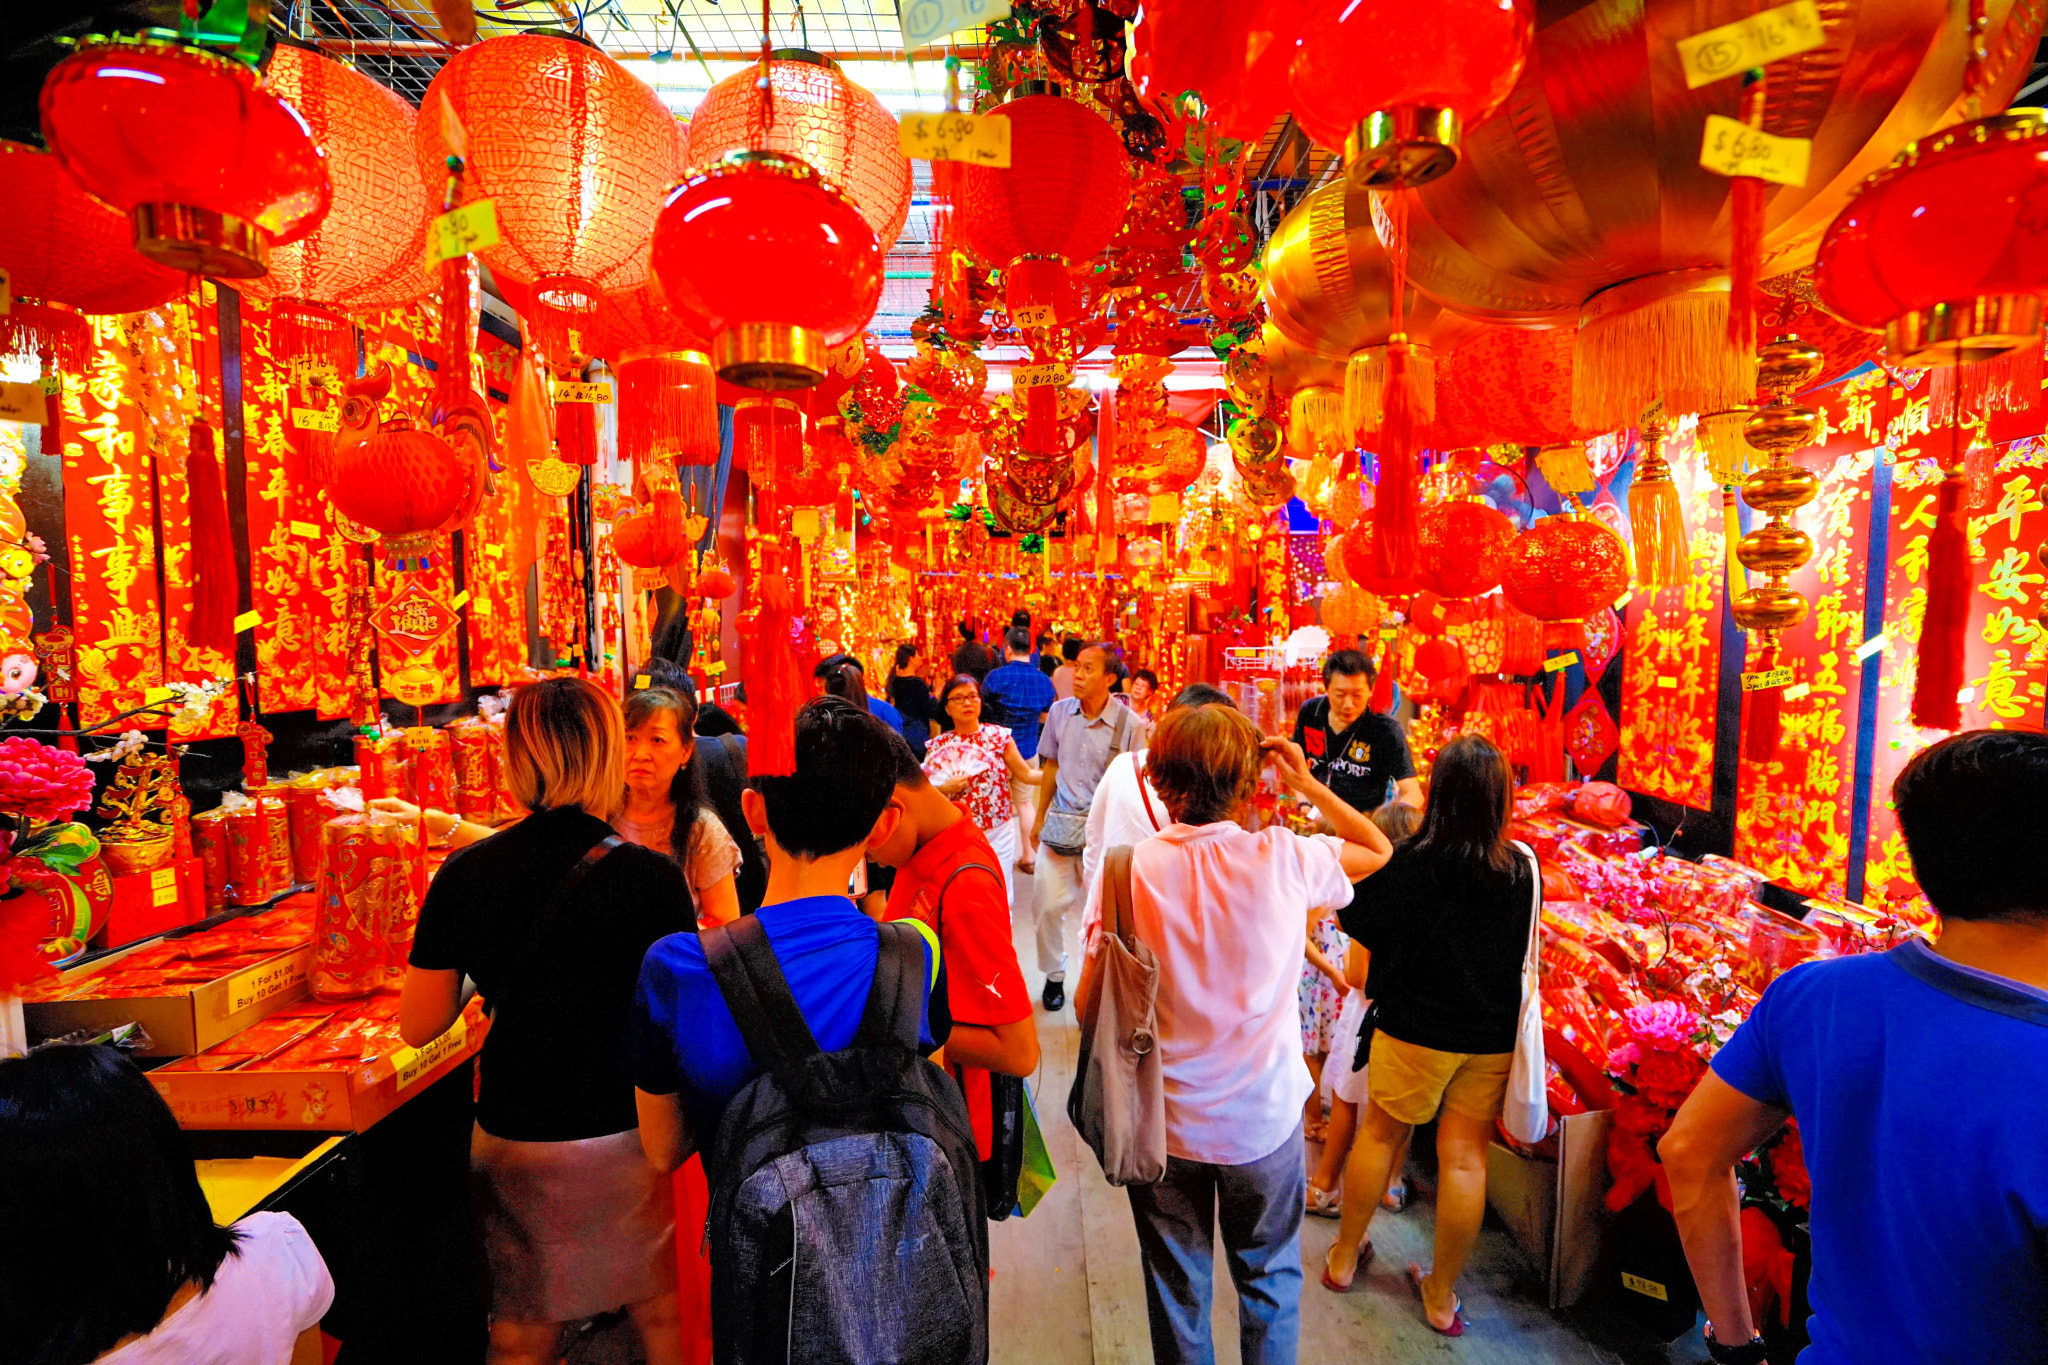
[[1704, 1325, 1769, 1365]]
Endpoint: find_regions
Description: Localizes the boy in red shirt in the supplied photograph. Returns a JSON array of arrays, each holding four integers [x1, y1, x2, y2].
[[869, 733, 1040, 1162]]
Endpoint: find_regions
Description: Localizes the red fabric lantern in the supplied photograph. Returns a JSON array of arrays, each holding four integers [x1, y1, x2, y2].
[[1433, 323, 1590, 448], [1417, 499, 1514, 599], [696, 567, 738, 600], [1814, 113, 2048, 365], [684, 52, 912, 250], [0, 140, 183, 370], [1501, 515, 1629, 624], [1287, 0, 1531, 183], [236, 47, 435, 367], [956, 94, 1130, 323], [1339, 520, 1416, 598], [329, 373, 472, 565], [40, 37, 331, 278], [651, 152, 882, 389], [1407, 635, 1469, 705], [614, 488, 690, 569], [417, 34, 684, 360]]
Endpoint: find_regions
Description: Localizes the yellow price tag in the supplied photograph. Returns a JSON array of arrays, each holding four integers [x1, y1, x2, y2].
[[1699, 115, 1812, 187], [1656, 675, 1679, 689], [234, 610, 262, 633], [291, 407, 340, 432], [1741, 666, 1796, 691], [0, 266, 11, 316], [0, 381, 47, 426], [1543, 652, 1580, 673], [1011, 303, 1056, 329], [150, 867, 180, 907], [549, 380, 611, 404], [288, 355, 337, 382], [634, 674, 651, 690], [791, 507, 823, 541], [1013, 362, 1070, 389], [1782, 681, 1812, 702], [898, 109, 1014, 166], [1677, 0, 1826, 88], [1146, 492, 1183, 525], [434, 198, 501, 261], [144, 686, 178, 704], [291, 520, 322, 539]]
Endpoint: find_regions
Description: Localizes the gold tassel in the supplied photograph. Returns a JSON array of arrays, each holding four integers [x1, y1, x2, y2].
[[1627, 413, 1688, 591], [1289, 385, 1346, 454], [1572, 273, 1750, 432], [1344, 342, 1437, 441]]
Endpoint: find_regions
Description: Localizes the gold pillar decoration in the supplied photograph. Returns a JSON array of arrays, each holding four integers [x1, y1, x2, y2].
[[1732, 338, 1827, 635]]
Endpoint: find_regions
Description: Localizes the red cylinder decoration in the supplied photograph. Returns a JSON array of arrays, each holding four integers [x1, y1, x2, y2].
[[39, 37, 332, 278], [956, 92, 1131, 323], [651, 152, 883, 389], [684, 51, 912, 250], [1501, 515, 1630, 624], [236, 46, 436, 366], [416, 34, 685, 361], [1417, 499, 1514, 599], [1815, 112, 2048, 366], [1287, 0, 1531, 185], [0, 140, 184, 370]]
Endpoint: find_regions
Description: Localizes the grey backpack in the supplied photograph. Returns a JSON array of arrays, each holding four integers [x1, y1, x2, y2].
[[700, 916, 989, 1365]]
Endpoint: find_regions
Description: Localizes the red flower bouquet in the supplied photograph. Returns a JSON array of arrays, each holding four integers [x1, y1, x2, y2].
[[1604, 1000, 1712, 1212]]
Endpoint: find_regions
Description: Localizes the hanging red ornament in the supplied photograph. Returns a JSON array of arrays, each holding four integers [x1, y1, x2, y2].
[[329, 369, 474, 569], [651, 152, 883, 389], [591, 276, 719, 468], [417, 34, 685, 361], [1339, 520, 1416, 599], [696, 567, 738, 601], [1564, 689, 1619, 775], [1416, 499, 1513, 599], [186, 421, 237, 662], [615, 487, 691, 569], [39, 37, 331, 277], [1407, 635, 1469, 706], [236, 46, 435, 367], [684, 51, 911, 250], [1501, 514, 1629, 629]]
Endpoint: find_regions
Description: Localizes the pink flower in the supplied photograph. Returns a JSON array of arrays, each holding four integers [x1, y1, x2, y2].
[[1622, 999, 1703, 1053], [0, 737, 95, 823]]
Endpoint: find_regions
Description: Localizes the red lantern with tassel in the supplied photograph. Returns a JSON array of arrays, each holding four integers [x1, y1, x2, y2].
[[592, 278, 720, 467], [614, 488, 691, 569], [696, 567, 738, 601], [40, 37, 332, 277], [1340, 514, 1416, 599], [329, 370, 473, 569]]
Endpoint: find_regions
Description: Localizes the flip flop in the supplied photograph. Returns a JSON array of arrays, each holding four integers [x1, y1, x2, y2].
[[1318, 1239, 1374, 1292], [1406, 1263, 1467, 1337]]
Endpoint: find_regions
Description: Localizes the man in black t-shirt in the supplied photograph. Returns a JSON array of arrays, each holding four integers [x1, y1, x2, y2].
[[1292, 649, 1421, 811]]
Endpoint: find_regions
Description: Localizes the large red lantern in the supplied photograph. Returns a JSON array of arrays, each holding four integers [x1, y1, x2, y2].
[[1417, 499, 1515, 599], [236, 46, 436, 367], [1287, 0, 1531, 185], [39, 37, 331, 277], [1340, 520, 1416, 598], [0, 140, 183, 369], [651, 152, 882, 389], [684, 51, 912, 250], [956, 92, 1130, 324], [1815, 112, 2048, 365], [1501, 514, 1629, 624], [417, 34, 684, 360]]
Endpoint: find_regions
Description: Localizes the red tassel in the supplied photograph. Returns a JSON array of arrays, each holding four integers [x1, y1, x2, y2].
[[556, 397, 598, 466], [741, 570, 804, 777], [1728, 174, 1764, 357], [187, 421, 238, 661], [1369, 636, 1396, 713], [273, 300, 358, 375], [39, 361, 62, 460], [1744, 639, 1785, 762], [1532, 677, 1566, 782], [1912, 468, 1973, 731], [1371, 342, 1420, 580], [617, 352, 720, 468]]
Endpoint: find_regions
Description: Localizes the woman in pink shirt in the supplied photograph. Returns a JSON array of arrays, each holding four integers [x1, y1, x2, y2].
[[1079, 702, 1390, 1365]]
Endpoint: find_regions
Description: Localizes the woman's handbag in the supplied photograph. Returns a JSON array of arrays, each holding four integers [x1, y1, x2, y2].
[[1500, 839, 1550, 1145], [1066, 845, 1166, 1185]]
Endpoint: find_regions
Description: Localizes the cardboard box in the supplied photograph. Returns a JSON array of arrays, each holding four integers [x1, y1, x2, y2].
[[1485, 1109, 1614, 1310]]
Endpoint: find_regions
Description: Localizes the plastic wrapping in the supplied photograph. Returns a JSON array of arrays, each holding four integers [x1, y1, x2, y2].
[[311, 811, 426, 1001]]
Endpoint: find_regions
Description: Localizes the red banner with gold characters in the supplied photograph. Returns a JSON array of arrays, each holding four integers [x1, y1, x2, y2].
[[1619, 419, 1726, 810], [1732, 449, 1877, 897], [464, 328, 539, 687], [1863, 440, 2048, 905]]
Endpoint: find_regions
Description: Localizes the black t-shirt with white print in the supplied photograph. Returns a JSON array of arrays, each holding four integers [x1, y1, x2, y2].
[[1291, 696, 1414, 813]]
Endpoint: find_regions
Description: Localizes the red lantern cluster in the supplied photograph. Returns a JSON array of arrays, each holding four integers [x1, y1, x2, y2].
[[40, 37, 331, 277], [1501, 516, 1629, 623]]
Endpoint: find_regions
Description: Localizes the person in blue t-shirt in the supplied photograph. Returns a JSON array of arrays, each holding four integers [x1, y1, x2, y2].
[[1663, 729, 2048, 1365], [627, 697, 939, 1176], [811, 653, 905, 735]]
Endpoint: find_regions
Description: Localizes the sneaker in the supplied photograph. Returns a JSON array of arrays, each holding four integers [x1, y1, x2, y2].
[[1041, 978, 1065, 1011], [1383, 1182, 1409, 1212], [1306, 1182, 1343, 1218]]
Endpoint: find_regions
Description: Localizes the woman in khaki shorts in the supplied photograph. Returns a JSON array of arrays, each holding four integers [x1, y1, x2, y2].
[[1322, 735, 1537, 1338]]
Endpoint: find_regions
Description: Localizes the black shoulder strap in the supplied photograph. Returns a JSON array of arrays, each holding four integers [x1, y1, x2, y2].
[[937, 859, 1003, 907], [717, 732, 745, 778], [854, 920, 926, 1053], [494, 834, 622, 1018], [700, 914, 821, 1072]]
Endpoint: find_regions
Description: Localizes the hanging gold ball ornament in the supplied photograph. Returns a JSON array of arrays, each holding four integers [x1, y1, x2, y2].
[[1227, 414, 1283, 468], [1732, 337, 1827, 634], [1224, 346, 1273, 418]]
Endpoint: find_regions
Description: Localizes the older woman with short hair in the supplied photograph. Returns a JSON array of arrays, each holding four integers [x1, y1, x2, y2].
[[401, 677, 695, 1365], [1077, 702, 1391, 1365]]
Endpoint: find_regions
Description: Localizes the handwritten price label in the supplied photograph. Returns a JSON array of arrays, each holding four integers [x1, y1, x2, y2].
[[233, 610, 262, 634], [291, 407, 340, 432], [0, 381, 47, 426], [1677, 0, 1826, 88], [291, 520, 322, 539], [897, 110, 1013, 166], [0, 266, 11, 315], [1699, 115, 1812, 186], [1741, 666, 1795, 691], [288, 355, 337, 382], [899, 0, 1010, 48], [1011, 303, 1056, 329], [151, 867, 180, 908], [1782, 681, 1812, 702], [1013, 362, 1070, 389], [433, 198, 501, 261], [1543, 652, 1580, 673], [550, 380, 610, 404]]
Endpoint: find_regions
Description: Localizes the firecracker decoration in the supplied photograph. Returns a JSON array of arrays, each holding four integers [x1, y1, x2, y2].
[[1733, 338, 1825, 760], [237, 719, 273, 789]]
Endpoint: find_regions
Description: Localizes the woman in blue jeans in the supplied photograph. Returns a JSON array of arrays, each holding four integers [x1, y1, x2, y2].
[[1078, 703, 1389, 1364]]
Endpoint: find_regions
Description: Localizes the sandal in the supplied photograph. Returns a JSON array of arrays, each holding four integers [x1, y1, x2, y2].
[[1319, 1238, 1374, 1293], [1305, 1182, 1342, 1218], [1382, 1182, 1409, 1212], [1406, 1263, 1468, 1337]]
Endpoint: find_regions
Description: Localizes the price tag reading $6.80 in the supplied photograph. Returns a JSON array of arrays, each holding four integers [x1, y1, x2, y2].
[[897, 111, 1012, 167], [1699, 115, 1811, 187]]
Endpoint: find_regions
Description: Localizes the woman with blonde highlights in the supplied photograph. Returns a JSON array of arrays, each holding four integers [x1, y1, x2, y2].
[[400, 678, 696, 1365], [1077, 700, 1392, 1365]]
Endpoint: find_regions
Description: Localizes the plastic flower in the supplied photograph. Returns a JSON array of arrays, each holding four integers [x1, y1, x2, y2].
[[1622, 999, 1704, 1053], [0, 736, 96, 822], [1635, 1048, 1708, 1109]]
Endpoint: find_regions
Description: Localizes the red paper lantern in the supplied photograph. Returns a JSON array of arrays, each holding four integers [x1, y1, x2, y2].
[[236, 46, 435, 366], [697, 567, 738, 600], [0, 140, 183, 369], [651, 152, 882, 389], [1814, 112, 2048, 365], [1501, 515, 1629, 623], [1340, 520, 1416, 598], [614, 488, 690, 569], [1287, 0, 1531, 185], [416, 34, 684, 359], [40, 37, 331, 277], [329, 424, 469, 548], [684, 52, 912, 250], [1407, 635, 1469, 704], [956, 93, 1130, 323], [1417, 499, 1514, 599]]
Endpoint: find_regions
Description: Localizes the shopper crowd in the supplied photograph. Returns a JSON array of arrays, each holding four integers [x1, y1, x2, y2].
[[4, 619, 2045, 1365]]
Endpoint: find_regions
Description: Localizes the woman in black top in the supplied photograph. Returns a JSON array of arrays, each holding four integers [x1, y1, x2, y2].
[[401, 678, 694, 1365], [888, 642, 936, 758], [1322, 735, 1537, 1338]]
